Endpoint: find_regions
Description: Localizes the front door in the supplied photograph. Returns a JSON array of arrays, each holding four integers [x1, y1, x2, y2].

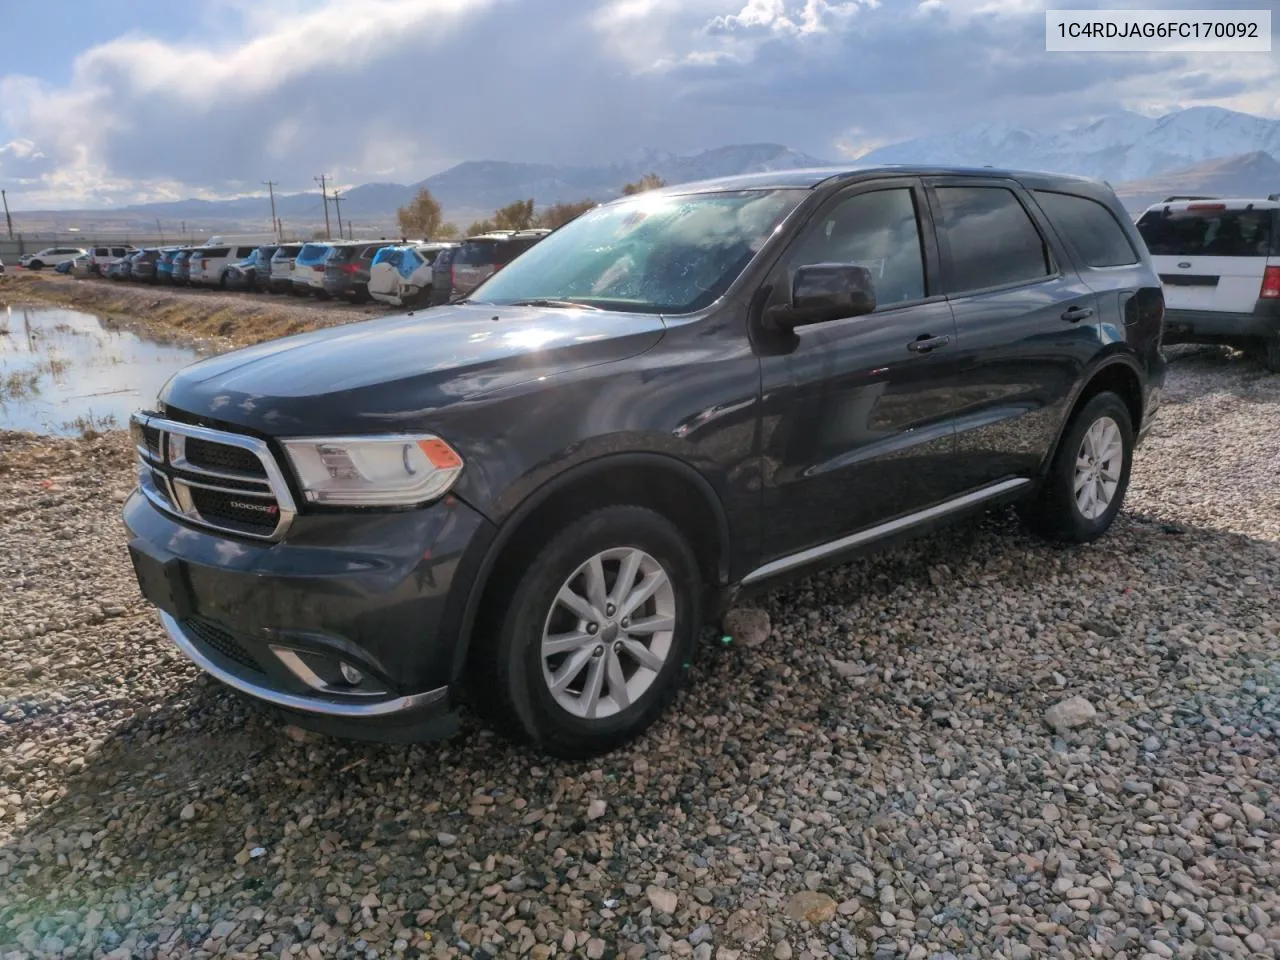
[[755, 179, 963, 567]]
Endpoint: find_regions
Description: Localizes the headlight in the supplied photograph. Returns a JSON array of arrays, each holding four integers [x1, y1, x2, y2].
[[281, 434, 463, 506]]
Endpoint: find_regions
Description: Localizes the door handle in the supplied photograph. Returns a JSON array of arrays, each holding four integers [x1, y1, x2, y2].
[[907, 334, 951, 354], [1061, 305, 1095, 323]]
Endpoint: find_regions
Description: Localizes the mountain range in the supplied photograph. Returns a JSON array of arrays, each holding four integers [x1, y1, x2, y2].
[[19, 106, 1280, 232]]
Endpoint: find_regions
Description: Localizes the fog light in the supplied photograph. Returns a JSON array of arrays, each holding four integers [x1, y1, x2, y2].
[[339, 662, 364, 686]]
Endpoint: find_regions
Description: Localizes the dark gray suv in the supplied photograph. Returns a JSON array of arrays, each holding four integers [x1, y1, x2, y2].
[[124, 165, 1165, 758]]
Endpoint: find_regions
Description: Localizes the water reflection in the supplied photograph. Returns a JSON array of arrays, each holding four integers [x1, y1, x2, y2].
[[0, 304, 208, 436]]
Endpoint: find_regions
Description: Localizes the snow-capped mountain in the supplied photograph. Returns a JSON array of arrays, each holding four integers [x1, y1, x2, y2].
[[1113, 151, 1280, 212], [859, 106, 1280, 182]]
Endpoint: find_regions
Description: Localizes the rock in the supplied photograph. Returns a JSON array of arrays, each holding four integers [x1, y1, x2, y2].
[[783, 891, 837, 924], [437, 832, 458, 847], [723, 607, 770, 647], [179, 803, 196, 821], [586, 938, 606, 959], [586, 799, 607, 821], [773, 942, 793, 960], [647, 885, 678, 915], [694, 944, 713, 960], [1044, 696, 1097, 732], [1242, 802, 1264, 825], [688, 925, 713, 947], [211, 920, 237, 939]]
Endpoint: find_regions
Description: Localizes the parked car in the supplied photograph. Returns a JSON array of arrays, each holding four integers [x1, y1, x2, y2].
[[449, 229, 550, 299], [188, 243, 260, 287], [1135, 196, 1279, 371], [429, 247, 457, 306], [19, 246, 88, 270], [367, 243, 454, 307], [71, 254, 95, 278], [171, 250, 196, 286], [131, 249, 164, 283], [251, 244, 279, 290], [155, 248, 183, 283], [291, 242, 338, 297], [323, 241, 396, 302], [124, 165, 1165, 758], [0, 256, 5, 275], [54, 258, 76, 275], [88, 245, 137, 276], [107, 251, 141, 281], [223, 247, 271, 292], [268, 244, 302, 293]]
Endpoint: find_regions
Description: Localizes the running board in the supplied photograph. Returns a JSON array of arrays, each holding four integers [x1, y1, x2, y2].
[[740, 477, 1032, 586]]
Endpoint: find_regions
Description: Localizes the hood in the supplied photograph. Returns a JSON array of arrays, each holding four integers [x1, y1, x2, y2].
[[158, 302, 665, 435]]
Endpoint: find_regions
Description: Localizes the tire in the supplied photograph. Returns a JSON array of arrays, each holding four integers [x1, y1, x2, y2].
[[1017, 390, 1134, 544], [469, 506, 702, 759], [1263, 336, 1280, 374], [27, 261, 43, 270]]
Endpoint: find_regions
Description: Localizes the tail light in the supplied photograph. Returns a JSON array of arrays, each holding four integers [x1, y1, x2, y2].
[[1261, 266, 1280, 299]]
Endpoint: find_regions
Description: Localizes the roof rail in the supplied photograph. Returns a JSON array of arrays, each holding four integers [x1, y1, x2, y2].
[[1161, 194, 1219, 202]]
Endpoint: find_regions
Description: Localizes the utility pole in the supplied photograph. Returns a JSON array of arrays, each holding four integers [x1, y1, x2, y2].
[[1, 189, 12, 239], [332, 191, 345, 241], [314, 175, 332, 239], [262, 180, 279, 241], [156, 218, 164, 243]]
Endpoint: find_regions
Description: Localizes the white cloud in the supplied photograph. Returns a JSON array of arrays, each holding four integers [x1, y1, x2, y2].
[[1, 0, 1277, 209]]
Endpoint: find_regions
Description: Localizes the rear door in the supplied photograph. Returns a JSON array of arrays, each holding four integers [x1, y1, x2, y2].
[[1137, 202, 1276, 314], [927, 177, 1100, 486]]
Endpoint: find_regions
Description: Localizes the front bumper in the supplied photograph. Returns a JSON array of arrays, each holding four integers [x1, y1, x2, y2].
[[123, 487, 496, 742], [1164, 300, 1280, 343]]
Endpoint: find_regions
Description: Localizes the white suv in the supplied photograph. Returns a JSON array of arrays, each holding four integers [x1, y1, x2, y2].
[[19, 246, 87, 270], [88, 245, 137, 276], [1136, 196, 1280, 371], [188, 243, 260, 287]]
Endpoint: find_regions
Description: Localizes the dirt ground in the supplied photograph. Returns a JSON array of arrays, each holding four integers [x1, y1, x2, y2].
[[0, 272, 388, 350]]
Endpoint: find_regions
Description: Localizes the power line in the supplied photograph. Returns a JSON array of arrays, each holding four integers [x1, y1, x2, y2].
[[314, 174, 332, 240], [262, 180, 280, 242]]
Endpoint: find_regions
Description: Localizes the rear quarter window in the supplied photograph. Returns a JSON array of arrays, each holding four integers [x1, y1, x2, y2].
[[1034, 190, 1138, 268], [298, 244, 329, 261], [203, 247, 230, 258], [1137, 206, 1275, 258]]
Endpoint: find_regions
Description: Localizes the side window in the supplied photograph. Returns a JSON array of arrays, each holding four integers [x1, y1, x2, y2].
[[786, 187, 926, 307], [934, 186, 1051, 293], [1034, 191, 1138, 267], [95, 248, 108, 256]]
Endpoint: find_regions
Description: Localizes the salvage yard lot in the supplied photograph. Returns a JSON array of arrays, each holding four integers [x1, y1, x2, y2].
[[1, 348, 1278, 959]]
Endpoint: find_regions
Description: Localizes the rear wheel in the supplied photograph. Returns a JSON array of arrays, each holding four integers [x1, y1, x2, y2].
[[1017, 391, 1133, 543], [469, 506, 702, 759], [1262, 336, 1280, 374]]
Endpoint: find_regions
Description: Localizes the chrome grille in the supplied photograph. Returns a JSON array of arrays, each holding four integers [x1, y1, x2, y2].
[[130, 412, 297, 541]]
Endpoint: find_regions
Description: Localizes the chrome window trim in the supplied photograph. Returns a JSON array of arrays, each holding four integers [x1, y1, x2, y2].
[[130, 412, 298, 541]]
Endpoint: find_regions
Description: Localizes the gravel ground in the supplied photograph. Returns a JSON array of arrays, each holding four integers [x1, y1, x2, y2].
[[1, 345, 1277, 960]]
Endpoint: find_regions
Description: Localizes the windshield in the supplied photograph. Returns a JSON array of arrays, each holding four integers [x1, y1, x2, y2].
[[470, 189, 806, 313]]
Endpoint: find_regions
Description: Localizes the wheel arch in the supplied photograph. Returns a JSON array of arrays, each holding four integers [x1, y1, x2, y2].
[[449, 452, 732, 683], [1043, 353, 1145, 473]]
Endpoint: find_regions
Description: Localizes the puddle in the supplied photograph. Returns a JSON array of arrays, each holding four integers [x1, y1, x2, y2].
[[0, 304, 209, 436]]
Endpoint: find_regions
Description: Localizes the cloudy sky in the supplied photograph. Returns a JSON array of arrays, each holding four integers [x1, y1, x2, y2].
[[1, 0, 1278, 209]]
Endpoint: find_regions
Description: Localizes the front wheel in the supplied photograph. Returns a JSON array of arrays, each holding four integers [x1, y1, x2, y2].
[[1017, 391, 1134, 543], [27, 261, 43, 270], [469, 506, 702, 759]]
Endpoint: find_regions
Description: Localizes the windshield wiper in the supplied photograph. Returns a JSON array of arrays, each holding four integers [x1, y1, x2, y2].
[[509, 298, 602, 310]]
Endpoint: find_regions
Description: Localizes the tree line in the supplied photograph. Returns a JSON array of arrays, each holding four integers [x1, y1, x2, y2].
[[395, 174, 667, 241]]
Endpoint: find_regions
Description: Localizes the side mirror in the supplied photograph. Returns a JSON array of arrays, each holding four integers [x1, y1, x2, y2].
[[766, 263, 877, 330]]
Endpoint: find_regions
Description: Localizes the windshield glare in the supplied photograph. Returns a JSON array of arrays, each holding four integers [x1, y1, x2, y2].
[[469, 189, 805, 313]]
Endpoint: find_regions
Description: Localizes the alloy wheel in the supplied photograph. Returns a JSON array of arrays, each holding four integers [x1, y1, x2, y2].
[[1073, 415, 1123, 520], [540, 547, 677, 720]]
